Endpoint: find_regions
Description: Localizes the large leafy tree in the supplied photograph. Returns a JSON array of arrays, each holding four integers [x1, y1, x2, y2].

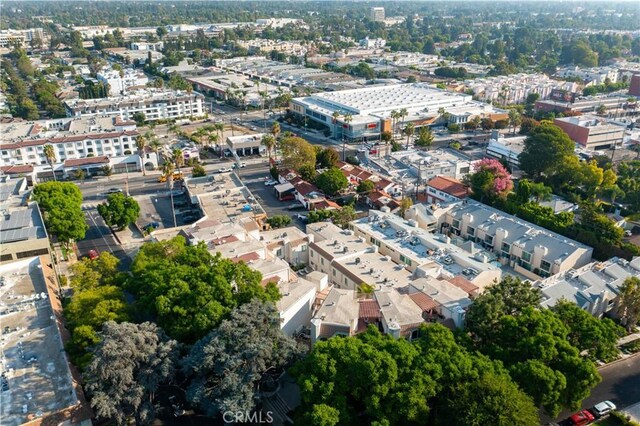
[[618, 276, 640, 331], [465, 276, 542, 343], [70, 251, 121, 291], [315, 167, 349, 196], [97, 192, 141, 231], [32, 181, 87, 248], [85, 321, 179, 426], [280, 136, 316, 171], [184, 299, 302, 416], [518, 122, 575, 180], [293, 324, 538, 425], [465, 158, 513, 202], [127, 236, 280, 343], [317, 147, 340, 169], [553, 300, 623, 362]]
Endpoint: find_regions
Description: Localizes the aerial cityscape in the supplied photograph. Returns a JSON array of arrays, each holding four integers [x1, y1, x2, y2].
[[1, 1, 640, 425]]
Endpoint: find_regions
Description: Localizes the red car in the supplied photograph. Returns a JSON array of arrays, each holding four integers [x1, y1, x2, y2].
[[87, 250, 99, 260], [569, 410, 595, 426]]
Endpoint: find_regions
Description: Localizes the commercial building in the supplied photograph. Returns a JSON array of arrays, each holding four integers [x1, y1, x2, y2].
[[0, 257, 88, 426], [439, 200, 593, 280], [535, 94, 635, 116], [96, 68, 149, 96], [0, 116, 157, 181], [485, 133, 527, 169], [537, 257, 640, 318], [554, 115, 626, 150], [369, 7, 386, 22], [630, 74, 640, 97], [291, 84, 506, 142], [226, 133, 268, 157], [0, 28, 46, 48], [64, 89, 204, 122]]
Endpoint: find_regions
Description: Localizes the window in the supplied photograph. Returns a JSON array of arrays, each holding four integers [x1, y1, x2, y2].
[[276, 249, 283, 257], [410, 329, 419, 340], [400, 254, 412, 266], [321, 258, 324, 265], [452, 219, 460, 229], [501, 242, 510, 252], [16, 248, 49, 258], [540, 260, 551, 272], [484, 235, 494, 245], [467, 226, 475, 237], [522, 251, 532, 262], [1, 151, 8, 155], [301, 245, 307, 252], [333, 269, 336, 276]]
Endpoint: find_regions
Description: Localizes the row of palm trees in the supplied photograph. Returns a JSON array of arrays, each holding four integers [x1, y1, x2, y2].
[[260, 121, 281, 163]]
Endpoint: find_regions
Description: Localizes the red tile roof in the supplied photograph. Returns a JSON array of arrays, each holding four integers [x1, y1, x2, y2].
[[447, 276, 479, 296], [409, 292, 439, 312], [0, 165, 34, 174], [63, 156, 110, 167], [290, 177, 320, 196], [358, 299, 382, 319], [426, 176, 469, 199], [232, 251, 261, 263], [210, 235, 239, 246], [261, 275, 281, 286], [309, 199, 340, 210]]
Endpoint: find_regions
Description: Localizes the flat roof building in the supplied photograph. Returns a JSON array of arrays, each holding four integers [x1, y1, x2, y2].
[[64, 89, 204, 122], [0, 257, 85, 425], [554, 115, 626, 150], [537, 256, 640, 318], [291, 84, 507, 142], [370, 7, 385, 22], [440, 200, 593, 280]]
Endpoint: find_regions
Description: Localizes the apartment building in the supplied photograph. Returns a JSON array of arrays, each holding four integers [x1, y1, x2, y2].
[[464, 73, 578, 105], [350, 210, 503, 289], [0, 116, 154, 180], [440, 201, 593, 279], [556, 66, 619, 85], [554, 115, 626, 150], [370, 7, 386, 22], [425, 176, 469, 204], [96, 68, 149, 96], [538, 256, 640, 318], [359, 37, 386, 49], [64, 89, 204, 122]]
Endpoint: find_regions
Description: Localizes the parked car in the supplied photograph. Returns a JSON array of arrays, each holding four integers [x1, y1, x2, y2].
[[105, 188, 123, 194], [589, 401, 616, 418], [232, 162, 246, 169], [569, 410, 595, 426], [296, 214, 308, 222], [218, 167, 232, 173], [88, 250, 99, 260], [265, 179, 278, 186]]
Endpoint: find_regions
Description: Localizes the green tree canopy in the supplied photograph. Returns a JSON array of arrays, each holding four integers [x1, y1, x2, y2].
[[184, 299, 302, 416], [32, 181, 87, 248], [315, 167, 349, 196], [317, 147, 340, 169], [70, 251, 121, 291], [519, 122, 575, 180], [280, 136, 316, 171], [357, 179, 375, 195], [97, 193, 140, 230], [85, 321, 179, 426], [617, 276, 640, 331], [126, 236, 280, 343]]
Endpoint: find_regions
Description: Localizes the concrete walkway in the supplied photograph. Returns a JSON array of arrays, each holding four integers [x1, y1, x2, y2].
[[622, 401, 640, 423], [618, 332, 640, 347]]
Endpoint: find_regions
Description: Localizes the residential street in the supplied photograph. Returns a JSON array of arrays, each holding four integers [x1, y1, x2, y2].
[[546, 354, 640, 423]]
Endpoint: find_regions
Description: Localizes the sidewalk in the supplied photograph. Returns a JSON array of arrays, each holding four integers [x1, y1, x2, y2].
[[622, 401, 640, 423], [618, 332, 640, 347]]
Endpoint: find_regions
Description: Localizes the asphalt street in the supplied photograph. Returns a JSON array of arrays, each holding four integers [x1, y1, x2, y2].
[[545, 354, 640, 423], [76, 207, 131, 270]]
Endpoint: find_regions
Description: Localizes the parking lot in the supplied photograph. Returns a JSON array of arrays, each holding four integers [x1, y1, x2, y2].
[[238, 166, 306, 230], [137, 191, 202, 231]]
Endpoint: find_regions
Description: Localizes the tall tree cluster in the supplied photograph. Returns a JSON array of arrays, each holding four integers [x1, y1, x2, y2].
[[32, 182, 88, 249]]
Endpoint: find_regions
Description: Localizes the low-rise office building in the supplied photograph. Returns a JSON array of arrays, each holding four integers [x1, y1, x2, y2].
[[0, 28, 46, 48], [226, 133, 267, 157], [485, 134, 526, 169], [64, 89, 204, 122], [554, 115, 626, 150]]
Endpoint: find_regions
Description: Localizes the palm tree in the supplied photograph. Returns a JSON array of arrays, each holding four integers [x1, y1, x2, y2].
[[404, 123, 415, 150], [342, 113, 353, 161], [399, 108, 408, 131], [508, 109, 521, 135], [261, 134, 276, 162], [43, 144, 57, 181], [162, 161, 177, 228], [390, 110, 399, 136], [149, 138, 162, 166], [172, 148, 184, 172], [271, 121, 281, 140], [215, 122, 225, 157], [135, 135, 147, 176], [207, 131, 219, 153]]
